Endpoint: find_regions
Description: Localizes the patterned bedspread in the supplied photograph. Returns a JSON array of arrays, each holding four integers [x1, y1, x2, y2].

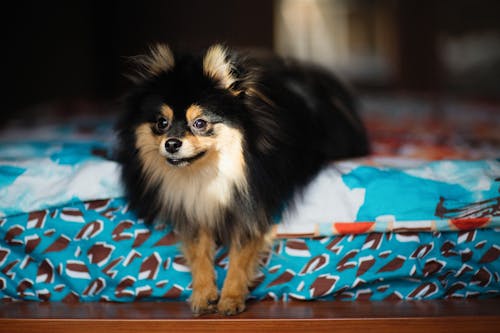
[[0, 96, 499, 302]]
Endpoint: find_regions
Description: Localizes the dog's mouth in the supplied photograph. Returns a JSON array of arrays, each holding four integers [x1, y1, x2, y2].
[[166, 151, 207, 167]]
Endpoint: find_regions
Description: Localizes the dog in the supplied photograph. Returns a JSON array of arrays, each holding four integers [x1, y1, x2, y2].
[[116, 44, 369, 315]]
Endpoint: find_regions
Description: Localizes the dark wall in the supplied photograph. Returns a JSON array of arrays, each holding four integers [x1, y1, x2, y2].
[[5, 1, 274, 116], [395, 0, 500, 93], [5, 0, 499, 121]]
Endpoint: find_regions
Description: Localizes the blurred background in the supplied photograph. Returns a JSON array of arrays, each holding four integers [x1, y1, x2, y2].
[[4, 0, 500, 122]]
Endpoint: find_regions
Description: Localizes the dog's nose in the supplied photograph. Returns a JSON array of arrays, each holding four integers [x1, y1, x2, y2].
[[165, 138, 182, 153]]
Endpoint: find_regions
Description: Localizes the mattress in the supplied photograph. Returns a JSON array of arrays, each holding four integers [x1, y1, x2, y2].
[[1, 95, 499, 302]]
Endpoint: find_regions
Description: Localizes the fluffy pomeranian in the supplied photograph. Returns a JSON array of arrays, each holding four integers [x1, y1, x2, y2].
[[116, 44, 369, 315]]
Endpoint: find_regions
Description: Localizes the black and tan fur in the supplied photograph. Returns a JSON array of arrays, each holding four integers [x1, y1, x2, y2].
[[116, 44, 369, 315]]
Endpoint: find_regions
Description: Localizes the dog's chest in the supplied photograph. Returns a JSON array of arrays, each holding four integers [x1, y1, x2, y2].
[[164, 175, 230, 228], [164, 161, 246, 226]]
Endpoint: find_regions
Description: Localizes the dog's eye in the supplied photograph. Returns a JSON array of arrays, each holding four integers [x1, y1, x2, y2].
[[155, 117, 169, 132], [192, 119, 207, 130]]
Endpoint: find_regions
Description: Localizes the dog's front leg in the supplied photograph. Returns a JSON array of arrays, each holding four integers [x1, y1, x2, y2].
[[182, 229, 218, 315], [218, 234, 267, 315]]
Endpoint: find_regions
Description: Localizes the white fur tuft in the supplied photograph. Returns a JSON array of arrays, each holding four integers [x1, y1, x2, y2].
[[127, 43, 175, 83], [203, 44, 236, 89]]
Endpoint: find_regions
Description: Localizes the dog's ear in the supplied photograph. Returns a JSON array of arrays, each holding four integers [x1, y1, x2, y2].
[[126, 43, 175, 83], [203, 44, 237, 90]]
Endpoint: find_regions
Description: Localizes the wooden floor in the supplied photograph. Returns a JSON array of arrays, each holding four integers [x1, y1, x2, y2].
[[1, 299, 499, 333]]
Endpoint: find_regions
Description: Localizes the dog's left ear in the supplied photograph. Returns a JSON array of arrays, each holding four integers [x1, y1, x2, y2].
[[126, 43, 175, 83], [203, 44, 237, 90]]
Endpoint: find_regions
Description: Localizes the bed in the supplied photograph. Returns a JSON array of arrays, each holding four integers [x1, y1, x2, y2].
[[1, 95, 499, 331]]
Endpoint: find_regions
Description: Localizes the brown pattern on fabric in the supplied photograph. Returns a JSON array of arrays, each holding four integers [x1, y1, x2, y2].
[[377, 255, 405, 273], [100, 206, 120, 220], [326, 235, 345, 254], [83, 277, 106, 297], [85, 199, 111, 211], [75, 221, 104, 240], [285, 239, 310, 257], [458, 230, 476, 243], [28, 210, 47, 228], [37, 289, 51, 301], [62, 291, 80, 303], [16, 279, 33, 297], [423, 259, 446, 276], [87, 243, 114, 266], [384, 291, 403, 300], [408, 282, 438, 298], [363, 233, 383, 250], [456, 264, 474, 278], [356, 256, 376, 277], [25, 234, 41, 254], [112, 220, 134, 241], [1, 198, 499, 303], [445, 281, 466, 297], [475, 240, 487, 249], [441, 240, 458, 257], [123, 250, 142, 267], [154, 231, 178, 246], [60, 208, 85, 222], [479, 245, 500, 263], [461, 248, 473, 262], [0, 248, 9, 266], [115, 276, 136, 298], [139, 253, 161, 280], [411, 244, 433, 259], [355, 289, 373, 300], [336, 250, 359, 272], [172, 255, 190, 272], [310, 274, 338, 298], [156, 280, 168, 288], [472, 267, 492, 287], [2, 260, 19, 279], [136, 285, 153, 299], [36, 259, 54, 283], [267, 269, 295, 287], [299, 254, 329, 275], [132, 229, 151, 248], [102, 257, 123, 278], [43, 235, 70, 253], [163, 284, 183, 298], [43, 229, 55, 237], [378, 250, 392, 258], [377, 285, 390, 292], [66, 260, 90, 279], [268, 265, 281, 274], [215, 252, 229, 269], [5, 225, 24, 246]]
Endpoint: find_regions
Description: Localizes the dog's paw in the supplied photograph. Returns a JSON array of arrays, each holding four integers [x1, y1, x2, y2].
[[190, 288, 219, 316], [217, 295, 246, 316]]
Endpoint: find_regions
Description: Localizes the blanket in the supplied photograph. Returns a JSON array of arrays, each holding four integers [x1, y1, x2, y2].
[[1, 96, 499, 302]]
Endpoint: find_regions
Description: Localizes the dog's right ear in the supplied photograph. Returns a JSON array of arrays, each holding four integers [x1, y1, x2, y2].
[[126, 43, 175, 83], [202, 44, 237, 90]]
